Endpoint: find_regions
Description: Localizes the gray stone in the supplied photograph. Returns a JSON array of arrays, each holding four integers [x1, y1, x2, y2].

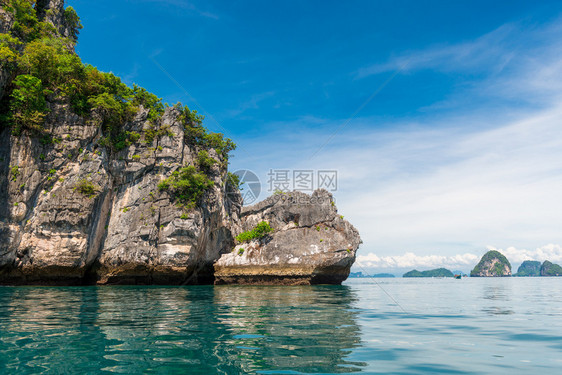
[[214, 190, 362, 285]]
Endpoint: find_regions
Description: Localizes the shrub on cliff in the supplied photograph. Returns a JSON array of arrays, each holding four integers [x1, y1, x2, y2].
[[226, 172, 242, 191], [10, 74, 50, 134], [158, 165, 214, 209], [63, 6, 82, 41], [0, 33, 21, 64], [74, 179, 97, 198], [236, 221, 274, 243], [196, 150, 217, 174]]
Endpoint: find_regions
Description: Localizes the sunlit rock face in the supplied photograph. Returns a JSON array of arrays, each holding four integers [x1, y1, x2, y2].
[[0, 102, 238, 285], [214, 190, 362, 285], [0, 1, 360, 285]]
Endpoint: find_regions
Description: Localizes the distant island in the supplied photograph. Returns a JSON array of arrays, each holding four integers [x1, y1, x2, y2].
[[470, 250, 511, 277], [352, 251, 562, 279], [349, 272, 395, 278], [471, 251, 562, 277], [403, 268, 454, 278], [513, 260, 541, 276], [539, 261, 562, 276]]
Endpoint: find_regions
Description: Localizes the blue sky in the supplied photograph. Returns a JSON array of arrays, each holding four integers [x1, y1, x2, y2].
[[68, 0, 562, 273]]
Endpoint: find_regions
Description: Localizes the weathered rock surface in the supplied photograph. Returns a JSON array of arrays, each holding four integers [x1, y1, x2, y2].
[[540, 260, 562, 276], [470, 250, 511, 277], [0, 1, 360, 285], [0, 100, 240, 284], [214, 190, 361, 285]]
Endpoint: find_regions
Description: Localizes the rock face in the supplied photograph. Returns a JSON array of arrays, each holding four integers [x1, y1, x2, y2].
[[470, 250, 511, 277], [540, 261, 562, 276], [403, 268, 453, 278], [214, 190, 361, 285], [0, 100, 239, 285], [0, 1, 360, 285], [514, 260, 541, 276]]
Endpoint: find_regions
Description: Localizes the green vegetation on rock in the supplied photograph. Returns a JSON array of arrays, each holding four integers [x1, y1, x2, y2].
[[196, 150, 216, 174], [74, 178, 97, 198], [0, 0, 235, 160], [226, 172, 242, 191], [470, 250, 511, 277], [403, 268, 454, 278], [514, 260, 541, 276], [540, 261, 562, 276], [157, 165, 214, 209], [236, 221, 274, 243]]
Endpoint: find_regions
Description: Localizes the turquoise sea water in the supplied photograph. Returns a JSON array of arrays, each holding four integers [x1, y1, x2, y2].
[[1, 277, 562, 374]]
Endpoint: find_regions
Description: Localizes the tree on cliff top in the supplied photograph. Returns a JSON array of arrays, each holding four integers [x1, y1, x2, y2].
[[0, 0, 236, 161]]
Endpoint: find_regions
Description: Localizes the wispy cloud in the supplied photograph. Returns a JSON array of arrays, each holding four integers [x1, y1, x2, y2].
[[490, 244, 562, 264], [356, 252, 479, 269], [355, 244, 562, 272], [356, 24, 518, 79], [226, 14, 562, 273], [133, 0, 219, 20], [224, 91, 276, 119]]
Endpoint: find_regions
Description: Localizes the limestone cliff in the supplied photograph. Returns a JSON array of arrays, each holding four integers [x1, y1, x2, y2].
[[0, 1, 360, 285], [470, 250, 511, 277]]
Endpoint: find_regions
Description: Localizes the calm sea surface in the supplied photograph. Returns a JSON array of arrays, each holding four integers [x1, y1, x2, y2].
[[1, 277, 561, 374]]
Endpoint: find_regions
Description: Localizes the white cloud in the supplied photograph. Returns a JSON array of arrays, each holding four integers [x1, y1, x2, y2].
[[492, 244, 562, 264], [230, 16, 562, 261], [356, 24, 517, 78], [356, 244, 562, 271], [356, 252, 479, 269]]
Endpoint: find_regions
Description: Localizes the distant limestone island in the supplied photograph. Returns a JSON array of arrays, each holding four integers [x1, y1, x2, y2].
[[470, 250, 511, 277], [470, 250, 562, 277], [403, 268, 455, 278], [514, 260, 562, 277], [397, 249, 562, 278], [349, 272, 395, 278]]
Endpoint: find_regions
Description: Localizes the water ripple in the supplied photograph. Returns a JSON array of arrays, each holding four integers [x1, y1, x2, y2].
[[0, 278, 561, 373]]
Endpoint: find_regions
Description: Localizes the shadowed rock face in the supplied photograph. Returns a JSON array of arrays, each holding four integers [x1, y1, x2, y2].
[[214, 190, 362, 285]]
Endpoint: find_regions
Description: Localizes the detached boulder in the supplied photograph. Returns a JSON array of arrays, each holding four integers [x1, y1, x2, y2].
[[470, 250, 511, 277], [214, 190, 361, 285]]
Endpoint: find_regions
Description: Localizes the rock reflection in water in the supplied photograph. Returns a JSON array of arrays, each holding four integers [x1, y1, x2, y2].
[[481, 282, 514, 316], [213, 285, 365, 373], [0, 285, 364, 374]]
